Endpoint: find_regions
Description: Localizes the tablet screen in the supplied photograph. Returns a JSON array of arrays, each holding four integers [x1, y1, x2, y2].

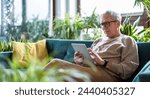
[[71, 43, 92, 61]]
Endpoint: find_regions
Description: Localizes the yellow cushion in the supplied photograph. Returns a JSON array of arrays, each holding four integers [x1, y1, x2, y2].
[[12, 40, 49, 67]]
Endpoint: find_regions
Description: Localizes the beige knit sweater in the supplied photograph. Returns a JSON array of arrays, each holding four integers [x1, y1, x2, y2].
[[91, 34, 139, 80]]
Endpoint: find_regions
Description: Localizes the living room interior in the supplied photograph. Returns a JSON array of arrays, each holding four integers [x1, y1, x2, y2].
[[0, 0, 150, 82]]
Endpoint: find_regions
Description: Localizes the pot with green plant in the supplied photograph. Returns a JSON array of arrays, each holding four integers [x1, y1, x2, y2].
[[82, 9, 100, 33], [0, 41, 12, 52], [80, 9, 101, 40], [120, 16, 146, 41], [120, 16, 150, 42], [26, 17, 49, 41], [53, 13, 83, 39], [53, 9, 100, 40]]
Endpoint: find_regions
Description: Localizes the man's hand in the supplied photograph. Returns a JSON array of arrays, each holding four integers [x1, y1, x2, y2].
[[74, 51, 84, 65], [88, 48, 105, 66]]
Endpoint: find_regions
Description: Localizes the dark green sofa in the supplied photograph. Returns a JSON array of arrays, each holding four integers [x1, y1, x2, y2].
[[133, 60, 150, 82], [0, 39, 150, 81]]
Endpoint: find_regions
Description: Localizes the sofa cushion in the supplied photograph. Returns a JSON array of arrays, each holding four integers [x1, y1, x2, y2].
[[12, 40, 48, 68]]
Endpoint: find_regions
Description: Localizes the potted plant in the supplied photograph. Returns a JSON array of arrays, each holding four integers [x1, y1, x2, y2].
[[120, 16, 150, 42]]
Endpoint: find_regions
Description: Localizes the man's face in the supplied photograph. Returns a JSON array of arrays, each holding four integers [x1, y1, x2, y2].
[[100, 14, 120, 38]]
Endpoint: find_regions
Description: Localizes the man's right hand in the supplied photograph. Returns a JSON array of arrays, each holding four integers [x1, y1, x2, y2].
[[88, 48, 105, 66], [74, 51, 84, 65]]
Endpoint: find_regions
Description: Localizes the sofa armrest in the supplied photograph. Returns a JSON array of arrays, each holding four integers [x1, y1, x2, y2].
[[132, 60, 150, 82]]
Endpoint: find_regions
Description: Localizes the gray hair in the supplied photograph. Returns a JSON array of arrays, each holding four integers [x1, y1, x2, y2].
[[101, 10, 122, 22]]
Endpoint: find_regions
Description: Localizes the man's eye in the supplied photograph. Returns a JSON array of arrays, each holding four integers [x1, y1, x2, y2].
[[102, 23, 109, 26]]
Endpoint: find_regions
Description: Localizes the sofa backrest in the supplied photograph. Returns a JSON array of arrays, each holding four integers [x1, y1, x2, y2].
[[46, 39, 93, 63], [137, 42, 150, 71]]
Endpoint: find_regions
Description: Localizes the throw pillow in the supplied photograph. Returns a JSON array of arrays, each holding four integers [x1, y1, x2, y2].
[[12, 40, 49, 68]]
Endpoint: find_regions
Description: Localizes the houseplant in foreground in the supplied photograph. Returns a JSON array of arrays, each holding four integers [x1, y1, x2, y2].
[[0, 59, 91, 82]]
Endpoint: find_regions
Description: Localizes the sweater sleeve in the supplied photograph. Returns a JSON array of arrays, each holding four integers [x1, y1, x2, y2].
[[106, 36, 139, 79]]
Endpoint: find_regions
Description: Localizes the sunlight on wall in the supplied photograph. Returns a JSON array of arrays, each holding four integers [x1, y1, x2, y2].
[[80, 0, 144, 16]]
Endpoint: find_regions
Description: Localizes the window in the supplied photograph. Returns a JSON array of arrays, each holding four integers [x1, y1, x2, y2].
[[0, 0, 1, 25], [27, 0, 49, 20], [13, 0, 49, 25], [14, 0, 22, 25], [0, 0, 2, 32]]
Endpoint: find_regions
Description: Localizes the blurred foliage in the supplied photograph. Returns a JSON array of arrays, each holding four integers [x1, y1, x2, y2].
[[138, 28, 150, 42], [0, 59, 90, 82], [121, 16, 150, 42], [84, 28, 103, 40], [0, 41, 12, 52], [82, 9, 100, 29], [5, 18, 49, 42], [26, 17, 49, 41], [53, 13, 83, 39], [81, 9, 101, 40], [53, 10, 100, 39]]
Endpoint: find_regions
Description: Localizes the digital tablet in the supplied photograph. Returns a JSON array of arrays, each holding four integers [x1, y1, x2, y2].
[[71, 43, 92, 61]]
